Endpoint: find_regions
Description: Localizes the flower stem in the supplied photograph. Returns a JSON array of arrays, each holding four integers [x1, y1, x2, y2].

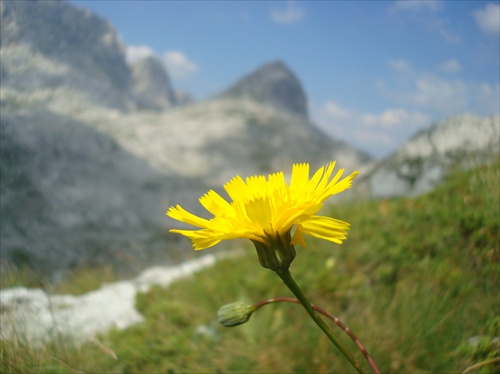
[[275, 268, 366, 374], [252, 297, 380, 374]]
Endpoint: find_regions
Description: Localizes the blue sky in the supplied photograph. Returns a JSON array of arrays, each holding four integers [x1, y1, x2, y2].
[[69, 0, 499, 158]]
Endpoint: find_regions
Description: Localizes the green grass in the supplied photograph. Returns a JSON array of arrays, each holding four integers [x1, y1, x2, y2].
[[1, 262, 117, 296], [1, 161, 499, 373]]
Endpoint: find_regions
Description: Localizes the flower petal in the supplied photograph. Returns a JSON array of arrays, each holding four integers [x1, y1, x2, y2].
[[224, 175, 248, 202], [245, 175, 268, 200], [166, 205, 210, 228], [169, 229, 223, 250], [199, 190, 233, 217], [290, 163, 309, 193], [245, 197, 272, 232], [299, 215, 350, 244], [315, 161, 336, 192], [325, 171, 359, 198], [291, 225, 308, 247]]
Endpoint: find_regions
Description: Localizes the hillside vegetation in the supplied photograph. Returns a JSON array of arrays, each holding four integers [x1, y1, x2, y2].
[[1, 160, 499, 373]]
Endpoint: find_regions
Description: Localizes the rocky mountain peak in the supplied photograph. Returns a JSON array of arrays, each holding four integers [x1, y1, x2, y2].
[[220, 60, 309, 119], [1, 0, 130, 92], [130, 56, 177, 110]]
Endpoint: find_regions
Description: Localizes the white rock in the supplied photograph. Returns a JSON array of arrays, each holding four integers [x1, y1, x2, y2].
[[0, 252, 238, 345]]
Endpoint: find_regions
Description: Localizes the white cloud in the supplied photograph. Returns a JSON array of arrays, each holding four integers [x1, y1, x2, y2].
[[354, 129, 394, 146], [324, 101, 352, 120], [469, 82, 500, 115], [437, 26, 461, 45], [271, 1, 304, 24], [315, 55, 498, 157], [408, 75, 468, 112], [474, 3, 500, 35], [312, 101, 431, 157], [360, 114, 379, 127], [439, 59, 461, 74], [390, 1, 460, 45], [388, 59, 413, 74], [379, 64, 500, 118], [126, 45, 155, 64], [380, 109, 416, 128], [162, 51, 199, 80], [126, 47, 199, 80], [361, 108, 430, 129], [379, 62, 470, 115]]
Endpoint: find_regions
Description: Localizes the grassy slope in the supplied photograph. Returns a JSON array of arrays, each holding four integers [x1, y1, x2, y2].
[[2, 161, 499, 373]]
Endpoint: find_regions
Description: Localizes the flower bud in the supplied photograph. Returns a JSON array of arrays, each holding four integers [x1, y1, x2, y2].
[[217, 301, 254, 327], [251, 230, 296, 272]]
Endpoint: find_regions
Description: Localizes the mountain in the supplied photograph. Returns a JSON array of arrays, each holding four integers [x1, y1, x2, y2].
[[0, 0, 178, 112], [0, 108, 211, 277], [130, 56, 177, 110], [356, 114, 500, 198], [0, 0, 369, 278], [220, 60, 309, 119], [0, 0, 135, 110]]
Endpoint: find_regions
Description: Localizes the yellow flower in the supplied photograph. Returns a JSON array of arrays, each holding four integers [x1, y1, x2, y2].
[[166, 162, 358, 252]]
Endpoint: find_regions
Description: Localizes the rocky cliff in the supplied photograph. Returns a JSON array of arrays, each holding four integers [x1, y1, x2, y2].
[[0, 0, 134, 110], [357, 114, 500, 198], [0, 0, 179, 112], [130, 56, 178, 110], [0, 109, 210, 277]]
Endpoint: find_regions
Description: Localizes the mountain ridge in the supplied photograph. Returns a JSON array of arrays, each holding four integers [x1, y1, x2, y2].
[[356, 114, 500, 198]]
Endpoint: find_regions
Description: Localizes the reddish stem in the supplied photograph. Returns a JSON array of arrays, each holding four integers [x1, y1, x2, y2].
[[252, 297, 381, 374]]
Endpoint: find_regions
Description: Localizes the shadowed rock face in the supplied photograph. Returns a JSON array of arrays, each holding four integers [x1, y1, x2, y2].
[[130, 56, 177, 110], [220, 60, 309, 119], [0, 109, 209, 277], [0, 0, 135, 111], [1, 0, 130, 92]]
